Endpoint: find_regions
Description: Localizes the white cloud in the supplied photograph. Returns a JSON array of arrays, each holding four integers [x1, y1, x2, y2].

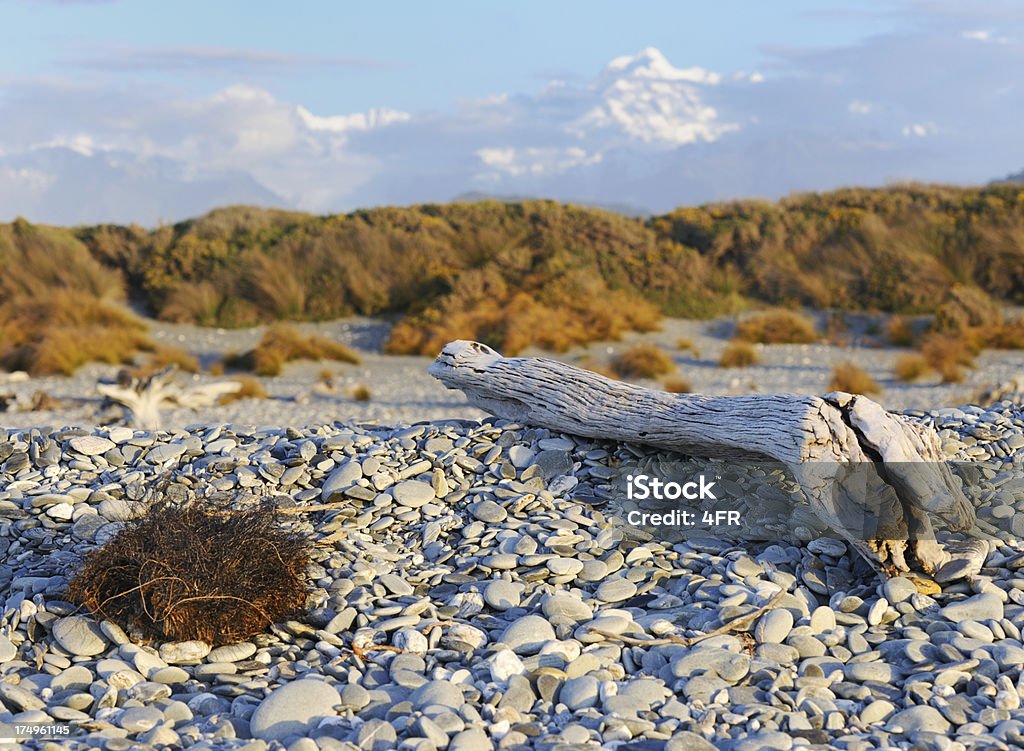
[[901, 122, 938, 137], [848, 100, 874, 115]]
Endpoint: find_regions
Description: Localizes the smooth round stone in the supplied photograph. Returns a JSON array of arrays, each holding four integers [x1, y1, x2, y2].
[[500, 615, 557, 655], [150, 666, 190, 684], [560, 675, 599, 710], [542, 592, 593, 623], [484, 554, 519, 570], [52, 616, 108, 656], [941, 593, 1004, 622], [449, 727, 492, 751], [546, 558, 584, 577], [508, 446, 536, 469], [69, 435, 116, 456], [392, 480, 435, 508], [755, 609, 794, 644], [206, 642, 257, 663], [356, 718, 397, 751], [393, 628, 428, 654], [860, 700, 896, 724], [882, 577, 917, 604], [887, 705, 951, 734], [809, 606, 836, 633], [340, 684, 371, 710], [159, 640, 210, 663], [321, 461, 362, 499], [666, 732, 718, 751], [484, 580, 522, 611], [378, 573, 415, 597], [0, 635, 16, 662], [249, 679, 342, 742], [578, 560, 609, 581], [470, 500, 507, 523], [117, 706, 163, 733], [410, 680, 465, 709], [596, 578, 637, 603], [50, 665, 93, 692], [844, 662, 894, 683]]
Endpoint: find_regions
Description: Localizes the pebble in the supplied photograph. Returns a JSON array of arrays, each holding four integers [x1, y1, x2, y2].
[[755, 609, 793, 644], [249, 678, 342, 742], [52, 616, 107, 656], [500, 615, 556, 655], [596, 578, 637, 603], [484, 580, 522, 610], [392, 480, 436, 508], [941, 592, 1004, 622]]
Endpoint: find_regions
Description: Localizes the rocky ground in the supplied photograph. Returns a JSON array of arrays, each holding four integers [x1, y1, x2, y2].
[[0, 391, 1023, 750], [0, 315, 1022, 431]]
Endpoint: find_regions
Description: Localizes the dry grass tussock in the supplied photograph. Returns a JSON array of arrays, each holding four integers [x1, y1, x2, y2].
[[887, 316, 916, 347], [609, 344, 675, 379], [719, 341, 760, 368], [0, 292, 152, 376], [352, 384, 372, 401], [830, 362, 881, 395], [226, 324, 360, 377], [662, 376, 692, 393], [219, 375, 268, 404], [734, 310, 818, 344], [66, 501, 309, 644], [895, 354, 931, 382]]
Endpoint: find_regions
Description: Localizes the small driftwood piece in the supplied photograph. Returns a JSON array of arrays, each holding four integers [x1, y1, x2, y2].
[[429, 340, 980, 578], [97, 366, 241, 429]]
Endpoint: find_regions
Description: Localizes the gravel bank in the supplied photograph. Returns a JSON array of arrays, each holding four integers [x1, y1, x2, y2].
[[1, 395, 1024, 750]]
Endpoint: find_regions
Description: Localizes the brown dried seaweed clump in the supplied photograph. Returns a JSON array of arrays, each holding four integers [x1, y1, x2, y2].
[[66, 502, 310, 644]]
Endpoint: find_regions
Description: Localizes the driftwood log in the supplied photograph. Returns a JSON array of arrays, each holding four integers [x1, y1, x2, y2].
[[429, 340, 982, 578], [98, 366, 241, 429]]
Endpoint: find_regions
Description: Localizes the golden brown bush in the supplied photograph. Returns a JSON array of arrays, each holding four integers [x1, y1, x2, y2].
[[934, 284, 1004, 332], [734, 310, 818, 344], [719, 341, 760, 368], [920, 333, 977, 383], [886, 316, 916, 347], [609, 344, 675, 379], [219, 375, 269, 404], [227, 324, 360, 376], [66, 502, 309, 644], [829, 362, 881, 394], [0, 292, 152, 376], [662, 376, 692, 393], [352, 384, 372, 401], [895, 354, 930, 382]]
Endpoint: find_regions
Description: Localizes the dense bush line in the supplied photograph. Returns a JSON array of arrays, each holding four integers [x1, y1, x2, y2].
[[2, 184, 1023, 368]]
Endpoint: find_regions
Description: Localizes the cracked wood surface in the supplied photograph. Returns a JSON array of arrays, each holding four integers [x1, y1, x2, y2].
[[429, 340, 979, 577]]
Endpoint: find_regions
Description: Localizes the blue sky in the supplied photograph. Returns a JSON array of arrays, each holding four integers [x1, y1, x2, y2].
[[2, 1, 1023, 224]]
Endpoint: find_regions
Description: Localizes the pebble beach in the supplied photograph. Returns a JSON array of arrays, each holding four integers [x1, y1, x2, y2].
[[1, 371, 1024, 750]]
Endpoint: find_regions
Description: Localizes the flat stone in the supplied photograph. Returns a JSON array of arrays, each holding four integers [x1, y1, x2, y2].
[[159, 640, 211, 663], [69, 435, 115, 456], [941, 593, 1004, 622], [249, 678, 342, 742], [470, 500, 507, 523], [500, 615, 556, 655], [755, 609, 793, 644], [410, 680, 465, 709], [882, 577, 917, 604], [542, 592, 593, 622], [118, 706, 163, 733], [887, 705, 951, 735], [379, 573, 414, 597], [560, 675, 599, 710], [861, 700, 896, 724], [206, 642, 257, 663], [355, 718, 397, 751], [484, 580, 522, 611], [596, 578, 637, 603], [449, 728, 492, 751], [808, 606, 836, 633], [321, 461, 362, 499], [392, 480, 435, 508], [0, 635, 15, 662], [52, 616, 108, 656]]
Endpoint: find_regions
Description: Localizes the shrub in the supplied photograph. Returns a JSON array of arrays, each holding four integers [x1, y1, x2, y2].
[[920, 333, 977, 383], [66, 501, 309, 644], [829, 362, 881, 394], [886, 316, 915, 347], [146, 346, 200, 374], [610, 344, 675, 379], [933, 284, 1004, 333], [894, 354, 930, 382], [227, 324, 360, 376], [0, 292, 152, 376], [219, 375, 268, 404], [719, 341, 760, 368], [352, 385, 371, 401], [734, 310, 818, 344], [662, 376, 692, 393]]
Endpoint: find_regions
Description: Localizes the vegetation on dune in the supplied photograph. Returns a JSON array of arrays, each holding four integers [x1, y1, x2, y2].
[[4, 183, 1024, 372], [895, 354, 931, 382], [662, 376, 692, 394], [225, 324, 361, 377], [0, 291, 152, 376]]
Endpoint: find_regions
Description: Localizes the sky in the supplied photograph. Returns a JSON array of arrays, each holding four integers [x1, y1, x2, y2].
[[1, 0, 1023, 225]]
